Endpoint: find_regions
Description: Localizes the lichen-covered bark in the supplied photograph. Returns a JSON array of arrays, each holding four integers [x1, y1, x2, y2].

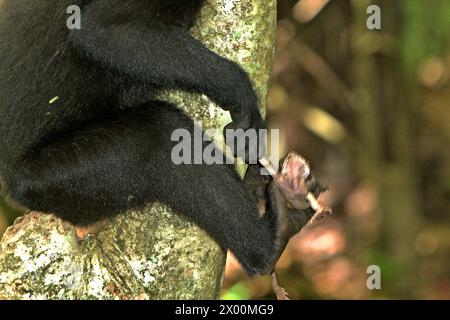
[[0, 0, 276, 300]]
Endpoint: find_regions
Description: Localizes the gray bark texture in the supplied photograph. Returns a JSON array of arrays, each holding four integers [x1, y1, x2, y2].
[[0, 0, 276, 300]]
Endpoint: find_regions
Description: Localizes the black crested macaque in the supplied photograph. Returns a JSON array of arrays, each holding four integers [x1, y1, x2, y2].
[[0, 0, 324, 275]]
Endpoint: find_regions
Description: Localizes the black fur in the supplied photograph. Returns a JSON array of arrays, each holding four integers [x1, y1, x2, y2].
[[0, 0, 296, 275]]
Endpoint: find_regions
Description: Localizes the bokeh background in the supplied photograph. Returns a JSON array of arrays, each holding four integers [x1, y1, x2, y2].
[[219, 0, 449, 299], [1, 0, 449, 299]]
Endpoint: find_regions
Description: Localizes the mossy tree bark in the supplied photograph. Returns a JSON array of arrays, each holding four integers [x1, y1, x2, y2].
[[0, 0, 276, 299]]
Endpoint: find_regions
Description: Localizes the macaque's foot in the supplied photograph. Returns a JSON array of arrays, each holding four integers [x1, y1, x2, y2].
[[76, 219, 108, 240]]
